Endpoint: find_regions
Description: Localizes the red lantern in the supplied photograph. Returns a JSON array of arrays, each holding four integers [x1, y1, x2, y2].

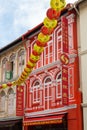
[[46, 8, 61, 20], [26, 64, 32, 68], [0, 85, 2, 89], [32, 50, 42, 56], [7, 82, 12, 87], [41, 26, 54, 35], [36, 40, 47, 47], [26, 63, 35, 69]]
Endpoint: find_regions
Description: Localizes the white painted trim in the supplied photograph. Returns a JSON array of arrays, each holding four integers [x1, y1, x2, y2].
[[81, 103, 87, 108], [25, 104, 77, 118]]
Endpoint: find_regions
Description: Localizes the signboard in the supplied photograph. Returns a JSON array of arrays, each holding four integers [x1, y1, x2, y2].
[[61, 16, 69, 105], [62, 66, 68, 105], [61, 16, 68, 53], [5, 71, 13, 80], [16, 85, 24, 116], [60, 53, 69, 65]]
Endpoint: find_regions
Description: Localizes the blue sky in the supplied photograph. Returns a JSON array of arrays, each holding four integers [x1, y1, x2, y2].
[[0, 0, 77, 48]]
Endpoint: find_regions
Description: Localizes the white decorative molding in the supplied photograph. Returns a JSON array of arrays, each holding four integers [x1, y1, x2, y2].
[[81, 103, 87, 108], [79, 50, 87, 55], [25, 104, 77, 118]]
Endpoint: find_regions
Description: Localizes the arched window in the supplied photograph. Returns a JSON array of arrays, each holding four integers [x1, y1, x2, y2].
[[2, 58, 8, 82], [56, 72, 62, 98], [44, 40, 53, 65], [9, 53, 16, 79], [7, 88, 15, 115], [44, 76, 52, 109], [56, 72, 61, 82], [0, 91, 6, 112], [18, 49, 25, 76], [32, 80, 40, 103], [44, 77, 52, 84], [56, 26, 62, 60]]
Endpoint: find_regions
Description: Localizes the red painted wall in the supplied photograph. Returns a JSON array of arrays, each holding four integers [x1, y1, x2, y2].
[[23, 10, 82, 130]]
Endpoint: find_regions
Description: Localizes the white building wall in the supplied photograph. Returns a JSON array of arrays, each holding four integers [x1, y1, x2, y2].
[[80, 3, 87, 51], [78, 1, 87, 130]]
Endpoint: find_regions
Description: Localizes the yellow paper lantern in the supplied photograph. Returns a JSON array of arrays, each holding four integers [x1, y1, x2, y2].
[[38, 32, 50, 43], [60, 0, 66, 10], [33, 44, 44, 55], [2, 84, 7, 89], [22, 71, 28, 76], [27, 60, 36, 68], [24, 67, 32, 73], [17, 79, 22, 84], [43, 17, 57, 29], [12, 81, 16, 86], [30, 54, 40, 63], [50, 0, 66, 11]]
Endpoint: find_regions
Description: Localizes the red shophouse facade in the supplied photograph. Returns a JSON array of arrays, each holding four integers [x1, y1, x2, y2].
[[23, 9, 82, 130]]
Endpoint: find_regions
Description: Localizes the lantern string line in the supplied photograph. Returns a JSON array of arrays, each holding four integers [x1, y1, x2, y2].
[[0, 0, 66, 89]]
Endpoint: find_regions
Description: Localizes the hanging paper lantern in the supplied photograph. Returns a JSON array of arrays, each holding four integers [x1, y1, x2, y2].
[[20, 74, 28, 81], [10, 0, 67, 86], [20, 78, 24, 82], [22, 71, 28, 76], [18, 78, 23, 83], [16, 80, 20, 85], [27, 61, 36, 68], [12, 81, 16, 86], [19, 75, 25, 81], [32, 50, 41, 56], [24, 67, 32, 73], [41, 26, 54, 35], [20, 77, 24, 81], [59, 0, 66, 10], [7, 82, 12, 87], [0, 85, 2, 89], [21, 74, 26, 80], [33, 44, 44, 55], [50, 0, 66, 11], [43, 17, 57, 29], [36, 40, 47, 47], [30, 54, 40, 63], [46, 8, 61, 20], [2, 84, 7, 89], [38, 32, 50, 43]]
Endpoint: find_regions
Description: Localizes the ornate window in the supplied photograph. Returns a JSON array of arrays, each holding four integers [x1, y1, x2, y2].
[[9, 53, 16, 79], [68, 23, 73, 51], [56, 72, 62, 98], [5, 53, 16, 80], [32, 80, 40, 103], [44, 40, 53, 65], [56, 26, 62, 60], [44, 76, 52, 109], [7, 88, 15, 115], [0, 91, 6, 112], [2, 58, 8, 82], [18, 49, 25, 76]]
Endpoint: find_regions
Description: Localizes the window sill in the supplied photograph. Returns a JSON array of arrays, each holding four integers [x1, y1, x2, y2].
[[55, 97, 61, 102], [32, 102, 40, 107]]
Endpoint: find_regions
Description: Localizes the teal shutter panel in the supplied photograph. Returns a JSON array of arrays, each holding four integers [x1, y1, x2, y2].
[[5, 71, 13, 80]]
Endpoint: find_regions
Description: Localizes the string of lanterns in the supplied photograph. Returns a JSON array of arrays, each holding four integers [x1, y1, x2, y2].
[[0, 0, 66, 89]]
